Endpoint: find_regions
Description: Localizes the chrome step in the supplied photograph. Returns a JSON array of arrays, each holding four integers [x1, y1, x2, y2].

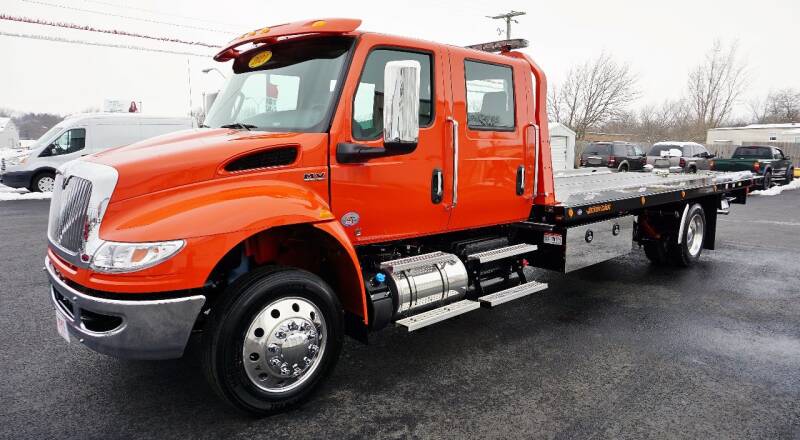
[[467, 243, 538, 264], [380, 251, 455, 273], [396, 299, 481, 332], [478, 280, 548, 307]]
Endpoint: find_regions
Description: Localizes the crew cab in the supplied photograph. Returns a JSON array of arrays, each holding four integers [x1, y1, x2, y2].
[[45, 18, 759, 415], [711, 145, 794, 189]]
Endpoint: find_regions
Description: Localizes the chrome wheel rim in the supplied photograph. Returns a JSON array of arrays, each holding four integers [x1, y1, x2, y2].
[[242, 297, 326, 393], [686, 214, 704, 256], [37, 176, 54, 192]]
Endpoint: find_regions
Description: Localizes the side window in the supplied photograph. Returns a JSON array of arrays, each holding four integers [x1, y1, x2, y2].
[[696, 145, 708, 157], [352, 49, 433, 141], [48, 128, 86, 156], [632, 144, 644, 156], [773, 148, 783, 160], [465, 60, 515, 130]]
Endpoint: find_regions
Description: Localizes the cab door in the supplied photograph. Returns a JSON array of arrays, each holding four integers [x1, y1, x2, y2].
[[446, 51, 531, 230], [328, 35, 453, 244]]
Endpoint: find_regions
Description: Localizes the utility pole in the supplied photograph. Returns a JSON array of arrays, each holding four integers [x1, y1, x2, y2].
[[487, 10, 526, 39]]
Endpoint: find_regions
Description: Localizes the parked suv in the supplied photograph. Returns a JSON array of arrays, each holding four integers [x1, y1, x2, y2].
[[646, 141, 713, 173], [580, 141, 646, 171]]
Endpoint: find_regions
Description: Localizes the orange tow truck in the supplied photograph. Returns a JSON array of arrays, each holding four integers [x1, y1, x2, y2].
[[46, 18, 758, 414]]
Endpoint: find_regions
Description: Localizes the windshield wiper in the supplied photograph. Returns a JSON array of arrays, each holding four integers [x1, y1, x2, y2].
[[220, 122, 256, 131]]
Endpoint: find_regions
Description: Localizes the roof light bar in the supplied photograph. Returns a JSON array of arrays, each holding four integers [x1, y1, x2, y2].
[[465, 39, 528, 53]]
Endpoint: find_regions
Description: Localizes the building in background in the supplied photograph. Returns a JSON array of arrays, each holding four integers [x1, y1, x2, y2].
[[549, 122, 576, 170], [706, 123, 800, 145], [0, 118, 20, 149]]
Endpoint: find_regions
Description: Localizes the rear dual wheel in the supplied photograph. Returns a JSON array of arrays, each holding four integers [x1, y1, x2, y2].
[[643, 204, 706, 267], [202, 267, 343, 415]]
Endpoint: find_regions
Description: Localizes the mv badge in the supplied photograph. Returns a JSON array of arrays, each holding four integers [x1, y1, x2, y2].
[[303, 171, 326, 182]]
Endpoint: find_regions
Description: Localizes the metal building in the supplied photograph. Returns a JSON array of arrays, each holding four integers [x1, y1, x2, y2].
[[549, 122, 576, 170]]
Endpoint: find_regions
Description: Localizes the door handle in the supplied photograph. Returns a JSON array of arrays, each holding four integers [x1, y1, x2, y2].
[[525, 123, 540, 199], [447, 117, 459, 207], [431, 168, 443, 204], [516, 165, 525, 196]]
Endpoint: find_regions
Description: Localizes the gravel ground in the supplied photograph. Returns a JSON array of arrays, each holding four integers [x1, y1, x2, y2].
[[1, 190, 799, 440]]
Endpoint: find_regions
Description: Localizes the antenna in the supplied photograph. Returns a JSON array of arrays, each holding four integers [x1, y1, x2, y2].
[[486, 10, 526, 39]]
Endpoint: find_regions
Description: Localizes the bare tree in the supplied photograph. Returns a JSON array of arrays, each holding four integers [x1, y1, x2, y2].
[[747, 88, 800, 124], [549, 52, 638, 139], [687, 40, 748, 130]]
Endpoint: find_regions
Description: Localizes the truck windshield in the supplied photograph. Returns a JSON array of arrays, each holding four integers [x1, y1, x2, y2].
[[732, 146, 772, 159], [205, 36, 353, 133]]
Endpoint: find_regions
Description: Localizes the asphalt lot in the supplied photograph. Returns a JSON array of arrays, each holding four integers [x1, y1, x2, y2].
[[1, 190, 799, 440]]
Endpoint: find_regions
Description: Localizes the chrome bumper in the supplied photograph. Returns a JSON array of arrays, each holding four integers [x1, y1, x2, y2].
[[46, 256, 206, 360]]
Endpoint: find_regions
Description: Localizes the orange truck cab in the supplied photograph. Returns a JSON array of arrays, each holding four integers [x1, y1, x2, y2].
[[45, 19, 758, 414]]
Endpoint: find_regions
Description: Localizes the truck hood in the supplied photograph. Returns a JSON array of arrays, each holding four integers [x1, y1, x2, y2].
[[87, 128, 313, 201]]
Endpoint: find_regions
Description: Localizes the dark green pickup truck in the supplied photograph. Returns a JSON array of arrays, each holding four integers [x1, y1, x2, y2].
[[712, 145, 794, 189]]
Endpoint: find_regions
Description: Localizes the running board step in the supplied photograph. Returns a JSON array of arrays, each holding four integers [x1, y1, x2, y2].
[[396, 299, 481, 332], [467, 243, 538, 264], [478, 280, 548, 307]]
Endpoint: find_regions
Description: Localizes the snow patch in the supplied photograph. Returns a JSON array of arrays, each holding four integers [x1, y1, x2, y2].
[[0, 183, 52, 201], [751, 178, 800, 196]]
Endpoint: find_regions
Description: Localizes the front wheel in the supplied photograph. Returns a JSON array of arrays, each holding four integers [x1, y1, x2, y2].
[[669, 204, 706, 267], [31, 171, 55, 192], [202, 267, 343, 415]]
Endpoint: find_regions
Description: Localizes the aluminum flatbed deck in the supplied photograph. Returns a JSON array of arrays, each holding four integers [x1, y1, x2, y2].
[[531, 169, 758, 226]]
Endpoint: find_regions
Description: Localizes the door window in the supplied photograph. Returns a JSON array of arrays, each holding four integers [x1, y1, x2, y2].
[[352, 49, 433, 141], [47, 128, 86, 156], [464, 61, 515, 130]]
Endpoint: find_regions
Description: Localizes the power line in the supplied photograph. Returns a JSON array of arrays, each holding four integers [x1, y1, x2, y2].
[[0, 14, 221, 47], [20, 0, 235, 35], [82, 0, 243, 31], [0, 30, 212, 57], [486, 10, 526, 39]]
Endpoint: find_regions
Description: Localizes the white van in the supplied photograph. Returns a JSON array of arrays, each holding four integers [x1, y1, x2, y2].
[[1, 113, 194, 192]]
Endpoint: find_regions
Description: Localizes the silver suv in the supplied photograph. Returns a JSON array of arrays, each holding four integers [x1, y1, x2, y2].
[[646, 141, 714, 173]]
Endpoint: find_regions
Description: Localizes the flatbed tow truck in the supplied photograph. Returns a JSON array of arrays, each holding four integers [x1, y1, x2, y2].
[[44, 18, 758, 414]]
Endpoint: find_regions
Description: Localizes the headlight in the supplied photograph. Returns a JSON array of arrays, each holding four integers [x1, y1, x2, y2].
[[90, 240, 184, 273], [18, 154, 29, 165]]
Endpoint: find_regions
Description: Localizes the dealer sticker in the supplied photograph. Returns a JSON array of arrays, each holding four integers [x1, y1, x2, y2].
[[55, 312, 70, 343], [543, 232, 563, 246]]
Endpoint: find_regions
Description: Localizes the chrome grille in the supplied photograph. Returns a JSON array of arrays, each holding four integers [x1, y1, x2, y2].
[[48, 176, 93, 253]]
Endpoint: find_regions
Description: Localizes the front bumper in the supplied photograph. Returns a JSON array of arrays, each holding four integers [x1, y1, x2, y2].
[[0, 170, 33, 188], [46, 256, 206, 359]]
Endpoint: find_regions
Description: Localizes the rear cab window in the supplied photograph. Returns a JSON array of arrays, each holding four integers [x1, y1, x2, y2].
[[733, 146, 772, 158], [464, 60, 515, 130]]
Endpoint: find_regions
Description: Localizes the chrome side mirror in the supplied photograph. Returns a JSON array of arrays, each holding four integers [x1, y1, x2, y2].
[[383, 60, 420, 147]]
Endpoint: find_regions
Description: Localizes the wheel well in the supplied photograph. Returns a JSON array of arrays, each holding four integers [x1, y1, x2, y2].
[[32, 168, 56, 180], [205, 224, 364, 320]]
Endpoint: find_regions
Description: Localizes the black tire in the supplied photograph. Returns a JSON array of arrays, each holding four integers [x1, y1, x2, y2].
[[668, 204, 706, 267], [202, 266, 343, 415], [643, 241, 669, 265], [761, 170, 772, 190], [30, 171, 55, 193], [618, 163, 629, 172], [688, 166, 697, 174]]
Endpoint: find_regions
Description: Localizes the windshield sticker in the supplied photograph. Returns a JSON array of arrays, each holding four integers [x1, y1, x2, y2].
[[248, 50, 272, 69]]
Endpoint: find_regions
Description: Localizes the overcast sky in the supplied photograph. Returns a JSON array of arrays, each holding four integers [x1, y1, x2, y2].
[[1, 0, 798, 120]]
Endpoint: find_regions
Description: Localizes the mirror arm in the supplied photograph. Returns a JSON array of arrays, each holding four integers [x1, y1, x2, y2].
[[336, 142, 417, 164]]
